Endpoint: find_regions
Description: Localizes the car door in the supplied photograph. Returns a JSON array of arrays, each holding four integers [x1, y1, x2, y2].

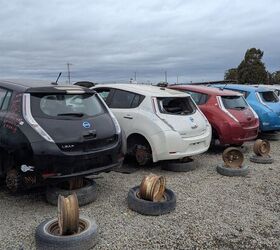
[[107, 89, 139, 137]]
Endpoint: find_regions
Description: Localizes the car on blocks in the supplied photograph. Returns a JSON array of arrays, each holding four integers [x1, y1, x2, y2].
[[0, 80, 123, 192], [93, 84, 212, 166], [212, 84, 280, 133], [169, 84, 259, 146]]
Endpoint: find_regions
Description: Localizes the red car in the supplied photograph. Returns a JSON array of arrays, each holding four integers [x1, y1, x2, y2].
[[169, 85, 259, 146]]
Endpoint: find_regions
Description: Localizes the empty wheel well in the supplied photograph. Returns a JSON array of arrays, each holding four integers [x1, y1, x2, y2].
[[212, 127, 219, 139], [0, 148, 15, 177], [127, 134, 152, 153]]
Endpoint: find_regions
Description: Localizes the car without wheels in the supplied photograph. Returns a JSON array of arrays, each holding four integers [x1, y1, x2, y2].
[[212, 84, 280, 132], [93, 84, 211, 165], [0, 80, 123, 192], [169, 85, 259, 146]]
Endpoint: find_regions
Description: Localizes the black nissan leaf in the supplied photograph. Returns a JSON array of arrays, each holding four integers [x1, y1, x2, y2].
[[0, 80, 123, 192]]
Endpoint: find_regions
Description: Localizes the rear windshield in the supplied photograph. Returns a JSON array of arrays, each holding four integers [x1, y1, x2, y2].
[[31, 93, 105, 118], [221, 96, 248, 110], [259, 91, 279, 103], [157, 97, 196, 115]]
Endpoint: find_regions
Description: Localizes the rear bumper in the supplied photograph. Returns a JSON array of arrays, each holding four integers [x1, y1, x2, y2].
[[30, 137, 122, 178], [151, 126, 211, 161], [45, 161, 121, 179], [259, 117, 280, 132], [218, 122, 259, 145]]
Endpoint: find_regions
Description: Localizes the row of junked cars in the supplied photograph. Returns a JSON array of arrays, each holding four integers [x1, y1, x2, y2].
[[0, 79, 279, 192]]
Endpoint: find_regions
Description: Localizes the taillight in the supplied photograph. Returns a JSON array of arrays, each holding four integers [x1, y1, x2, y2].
[[151, 97, 176, 131], [96, 94, 121, 134], [216, 96, 239, 123], [22, 93, 54, 143]]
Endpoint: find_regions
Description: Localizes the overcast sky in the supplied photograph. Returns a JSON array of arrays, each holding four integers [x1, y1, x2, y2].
[[0, 0, 279, 84]]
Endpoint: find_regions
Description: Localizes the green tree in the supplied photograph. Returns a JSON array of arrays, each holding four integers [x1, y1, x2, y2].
[[237, 48, 267, 84], [271, 71, 280, 84], [224, 68, 238, 81]]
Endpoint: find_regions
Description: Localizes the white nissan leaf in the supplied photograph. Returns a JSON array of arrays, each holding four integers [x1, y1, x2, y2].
[[93, 84, 211, 165]]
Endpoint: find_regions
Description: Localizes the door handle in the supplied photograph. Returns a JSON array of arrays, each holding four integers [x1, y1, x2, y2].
[[123, 115, 133, 119]]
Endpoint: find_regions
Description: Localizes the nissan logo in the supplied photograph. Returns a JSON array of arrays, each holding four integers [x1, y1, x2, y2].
[[83, 121, 91, 129]]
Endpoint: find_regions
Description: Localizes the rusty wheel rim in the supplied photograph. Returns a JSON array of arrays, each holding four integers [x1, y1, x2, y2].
[[253, 139, 270, 156], [139, 174, 166, 202], [68, 177, 84, 190], [222, 147, 244, 168], [58, 193, 79, 235]]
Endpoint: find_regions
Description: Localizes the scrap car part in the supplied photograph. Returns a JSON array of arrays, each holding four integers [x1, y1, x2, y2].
[[253, 139, 270, 156], [6, 169, 22, 193], [58, 193, 79, 235], [139, 174, 166, 202], [222, 147, 244, 168], [135, 145, 152, 166]]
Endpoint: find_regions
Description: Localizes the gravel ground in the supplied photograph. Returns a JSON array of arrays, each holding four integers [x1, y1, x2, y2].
[[0, 140, 279, 250]]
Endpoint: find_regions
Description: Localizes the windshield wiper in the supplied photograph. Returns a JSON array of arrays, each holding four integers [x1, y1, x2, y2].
[[57, 112, 85, 117]]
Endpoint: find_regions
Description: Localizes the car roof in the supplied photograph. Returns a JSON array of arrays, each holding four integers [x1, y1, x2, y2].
[[93, 83, 189, 97], [252, 84, 280, 90], [213, 84, 271, 93], [169, 84, 242, 96], [0, 79, 93, 93]]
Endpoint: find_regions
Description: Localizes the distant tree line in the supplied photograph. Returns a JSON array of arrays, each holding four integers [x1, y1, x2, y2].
[[224, 48, 280, 84]]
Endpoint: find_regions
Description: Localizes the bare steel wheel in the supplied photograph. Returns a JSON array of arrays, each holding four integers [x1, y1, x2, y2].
[[135, 145, 152, 166], [6, 169, 22, 193], [253, 139, 270, 156], [58, 193, 79, 235], [68, 177, 84, 190], [222, 147, 244, 168], [139, 174, 166, 202]]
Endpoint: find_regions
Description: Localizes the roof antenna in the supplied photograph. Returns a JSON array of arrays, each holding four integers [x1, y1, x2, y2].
[[55, 72, 62, 84], [52, 72, 62, 85], [221, 82, 228, 91]]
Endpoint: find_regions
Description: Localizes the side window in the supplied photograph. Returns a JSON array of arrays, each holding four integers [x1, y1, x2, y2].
[[131, 94, 145, 108], [0, 88, 12, 111], [95, 88, 111, 102], [110, 90, 136, 109], [187, 91, 208, 105]]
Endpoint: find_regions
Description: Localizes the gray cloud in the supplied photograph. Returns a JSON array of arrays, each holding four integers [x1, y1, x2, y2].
[[0, 0, 279, 83]]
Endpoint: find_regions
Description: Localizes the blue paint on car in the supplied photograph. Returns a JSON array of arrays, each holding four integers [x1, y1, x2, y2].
[[211, 84, 280, 132]]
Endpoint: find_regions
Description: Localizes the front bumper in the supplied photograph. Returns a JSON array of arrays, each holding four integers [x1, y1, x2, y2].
[[150, 126, 211, 162]]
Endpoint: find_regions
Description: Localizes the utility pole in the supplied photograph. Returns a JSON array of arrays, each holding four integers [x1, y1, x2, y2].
[[134, 72, 137, 81], [164, 71, 167, 83], [176, 75, 179, 84], [67, 63, 72, 84]]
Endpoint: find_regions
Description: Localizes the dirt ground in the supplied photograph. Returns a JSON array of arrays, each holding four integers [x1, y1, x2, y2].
[[0, 140, 279, 249]]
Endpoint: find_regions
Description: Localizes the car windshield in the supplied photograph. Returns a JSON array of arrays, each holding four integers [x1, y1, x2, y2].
[[157, 96, 196, 115], [259, 91, 279, 103], [31, 93, 105, 118], [221, 95, 248, 110]]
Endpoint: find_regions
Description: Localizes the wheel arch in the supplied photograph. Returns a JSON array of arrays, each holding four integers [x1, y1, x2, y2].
[[126, 132, 157, 162]]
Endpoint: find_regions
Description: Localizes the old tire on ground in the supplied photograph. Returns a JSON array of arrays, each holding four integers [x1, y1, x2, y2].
[[250, 155, 274, 164], [216, 165, 249, 177], [127, 186, 176, 216], [161, 159, 197, 172], [35, 216, 98, 250], [46, 179, 97, 206]]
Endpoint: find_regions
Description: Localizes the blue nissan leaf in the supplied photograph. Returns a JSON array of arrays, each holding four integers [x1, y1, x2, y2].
[[211, 84, 280, 132]]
